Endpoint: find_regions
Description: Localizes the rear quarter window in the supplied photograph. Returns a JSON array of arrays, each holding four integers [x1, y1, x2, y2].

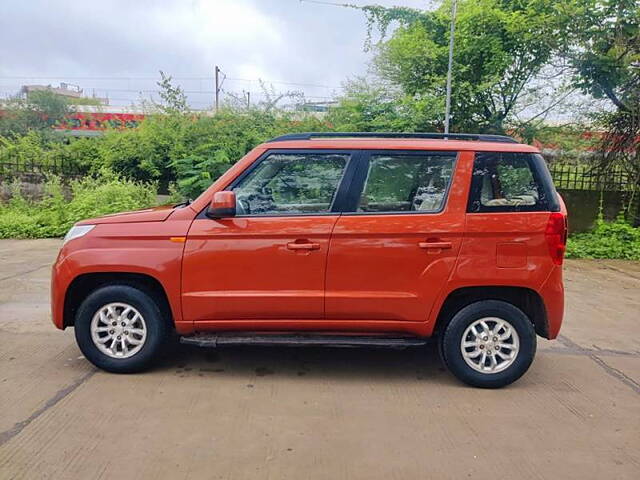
[[467, 152, 558, 213]]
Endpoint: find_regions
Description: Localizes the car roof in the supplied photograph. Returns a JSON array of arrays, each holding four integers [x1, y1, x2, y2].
[[257, 138, 539, 153]]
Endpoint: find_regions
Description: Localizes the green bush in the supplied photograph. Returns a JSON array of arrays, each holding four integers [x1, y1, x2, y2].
[[166, 109, 329, 198], [566, 216, 640, 260], [0, 131, 48, 169], [0, 131, 100, 175], [0, 171, 157, 239], [0, 108, 331, 199]]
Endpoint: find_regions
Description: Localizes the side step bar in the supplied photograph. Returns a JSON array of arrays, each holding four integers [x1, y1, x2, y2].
[[180, 333, 428, 349]]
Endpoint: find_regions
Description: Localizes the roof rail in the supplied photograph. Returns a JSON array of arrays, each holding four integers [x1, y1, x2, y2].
[[267, 132, 518, 144]]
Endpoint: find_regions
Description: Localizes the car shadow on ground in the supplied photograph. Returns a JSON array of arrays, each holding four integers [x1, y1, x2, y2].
[[152, 340, 462, 387]]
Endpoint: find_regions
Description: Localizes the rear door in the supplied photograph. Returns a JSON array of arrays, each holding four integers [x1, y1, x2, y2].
[[325, 150, 470, 323]]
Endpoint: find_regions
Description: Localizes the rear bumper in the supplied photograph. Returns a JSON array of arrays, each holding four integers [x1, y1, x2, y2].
[[539, 265, 564, 339]]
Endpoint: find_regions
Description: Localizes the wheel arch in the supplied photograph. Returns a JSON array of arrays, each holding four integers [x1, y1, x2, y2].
[[433, 286, 549, 339], [63, 272, 173, 328]]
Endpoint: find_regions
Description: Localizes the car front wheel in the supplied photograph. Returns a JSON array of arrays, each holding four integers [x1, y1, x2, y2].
[[74, 284, 170, 373], [440, 300, 537, 388]]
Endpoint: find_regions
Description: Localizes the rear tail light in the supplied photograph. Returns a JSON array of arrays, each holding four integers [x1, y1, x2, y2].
[[545, 212, 567, 265]]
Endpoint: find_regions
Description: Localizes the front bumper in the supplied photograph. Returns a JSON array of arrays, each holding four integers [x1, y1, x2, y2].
[[51, 254, 73, 330]]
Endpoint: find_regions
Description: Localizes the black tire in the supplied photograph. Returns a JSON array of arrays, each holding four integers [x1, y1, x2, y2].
[[74, 284, 171, 373], [437, 327, 449, 370], [439, 300, 536, 388]]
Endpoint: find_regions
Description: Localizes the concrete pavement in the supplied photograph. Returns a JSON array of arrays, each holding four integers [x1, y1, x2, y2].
[[0, 239, 638, 479]]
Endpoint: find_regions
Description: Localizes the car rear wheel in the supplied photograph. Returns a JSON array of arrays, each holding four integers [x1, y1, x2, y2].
[[74, 285, 170, 373], [440, 300, 536, 388]]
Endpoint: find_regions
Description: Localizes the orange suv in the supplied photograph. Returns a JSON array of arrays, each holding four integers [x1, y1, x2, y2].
[[51, 133, 567, 388]]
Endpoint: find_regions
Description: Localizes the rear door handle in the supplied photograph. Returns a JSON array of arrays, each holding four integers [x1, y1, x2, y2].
[[287, 242, 320, 251], [418, 241, 452, 250]]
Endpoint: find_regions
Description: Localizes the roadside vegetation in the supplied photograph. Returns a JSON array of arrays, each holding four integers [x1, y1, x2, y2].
[[0, 171, 157, 239], [0, 0, 637, 256], [566, 214, 640, 260]]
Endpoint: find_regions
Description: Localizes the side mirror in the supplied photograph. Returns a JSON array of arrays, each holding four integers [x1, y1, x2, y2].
[[207, 191, 236, 218]]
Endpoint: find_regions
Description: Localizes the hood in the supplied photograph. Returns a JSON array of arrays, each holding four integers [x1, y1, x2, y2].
[[77, 204, 176, 225]]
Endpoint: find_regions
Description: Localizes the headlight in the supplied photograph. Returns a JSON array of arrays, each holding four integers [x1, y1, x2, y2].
[[63, 225, 95, 245]]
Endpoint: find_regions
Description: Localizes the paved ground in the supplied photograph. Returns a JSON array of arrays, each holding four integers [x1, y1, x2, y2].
[[0, 239, 639, 480]]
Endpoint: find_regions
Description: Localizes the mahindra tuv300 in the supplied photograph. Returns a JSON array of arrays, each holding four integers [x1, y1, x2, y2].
[[51, 132, 567, 388]]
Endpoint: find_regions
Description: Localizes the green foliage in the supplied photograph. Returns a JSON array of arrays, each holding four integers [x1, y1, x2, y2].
[[97, 116, 178, 183], [0, 171, 157, 238], [172, 152, 230, 200], [0, 90, 73, 138], [563, 0, 639, 201], [565, 0, 638, 113], [356, 4, 425, 49], [0, 131, 47, 169], [0, 106, 331, 199], [566, 215, 640, 260], [166, 182, 184, 203], [155, 71, 190, 114], [166, 108, 329, 198], [517, 123, 599, 154], [354, 0, 571, 133], [49, 136, 104, 173], [0, 131, 104, 175], [326, 78, 442, 132], [69, 97, 104, 106]]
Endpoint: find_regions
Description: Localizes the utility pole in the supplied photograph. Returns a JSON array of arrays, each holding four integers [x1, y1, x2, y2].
[[246, 91, 250, 109], [215, 65, 220, 112], [444, 0, 457, 134]]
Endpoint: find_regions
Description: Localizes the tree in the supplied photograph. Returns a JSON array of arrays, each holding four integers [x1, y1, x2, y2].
[[564, 0, 639, 223], [565, 0, 638, 114], [155, 71, 190, 114], [0, 90, 73, 138], [349, 0, 574, 133]]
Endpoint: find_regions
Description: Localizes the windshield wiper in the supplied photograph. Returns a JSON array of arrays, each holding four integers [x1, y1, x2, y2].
[[173, 199, 192, 208]]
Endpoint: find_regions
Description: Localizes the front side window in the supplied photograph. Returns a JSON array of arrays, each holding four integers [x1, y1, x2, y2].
[[357, 153, 456, 213], [468, 152, 548, 212], [232, 152, 348, 216]]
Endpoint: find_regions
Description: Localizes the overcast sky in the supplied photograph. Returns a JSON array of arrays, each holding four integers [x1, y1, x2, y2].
[[1, 0, 428, 109]]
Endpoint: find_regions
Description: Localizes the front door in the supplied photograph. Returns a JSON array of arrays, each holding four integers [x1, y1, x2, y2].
[[182, 150, 352, 322], [325, 150, 467, 323]]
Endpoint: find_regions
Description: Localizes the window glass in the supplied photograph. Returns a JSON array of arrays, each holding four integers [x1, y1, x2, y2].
[[474, 153, 540, 208], [232, 152, 348, 215], [357, 154, 456, 213]]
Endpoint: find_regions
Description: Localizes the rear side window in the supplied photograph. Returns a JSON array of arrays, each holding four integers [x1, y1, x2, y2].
[[468, 152, 556, 212], [357, 153, 456, 213]]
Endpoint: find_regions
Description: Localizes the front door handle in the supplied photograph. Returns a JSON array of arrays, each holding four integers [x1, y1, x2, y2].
[[287, 241, 320, 251], [418, 241, 452, 250]]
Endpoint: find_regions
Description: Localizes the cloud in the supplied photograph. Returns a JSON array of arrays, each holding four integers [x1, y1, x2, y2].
[[0, 0, 426, 107]]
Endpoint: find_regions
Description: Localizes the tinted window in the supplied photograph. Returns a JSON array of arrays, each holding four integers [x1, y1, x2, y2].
[[232, 152, 348, 216], [468, 152, 549, 212], [357, 153, 456, 213]]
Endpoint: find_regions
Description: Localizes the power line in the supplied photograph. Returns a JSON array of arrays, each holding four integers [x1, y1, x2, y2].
[[0, 75, 343, 90], [0, 83, 339, 100], [0, 68, 341, 110], [224, 77, 341, 89], [299, 0, 355, 7]]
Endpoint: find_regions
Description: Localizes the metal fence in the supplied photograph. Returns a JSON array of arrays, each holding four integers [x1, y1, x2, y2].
[[1, 158, 638, 193], [548, 164, 637, 192], [0, 160, 83, 178]]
